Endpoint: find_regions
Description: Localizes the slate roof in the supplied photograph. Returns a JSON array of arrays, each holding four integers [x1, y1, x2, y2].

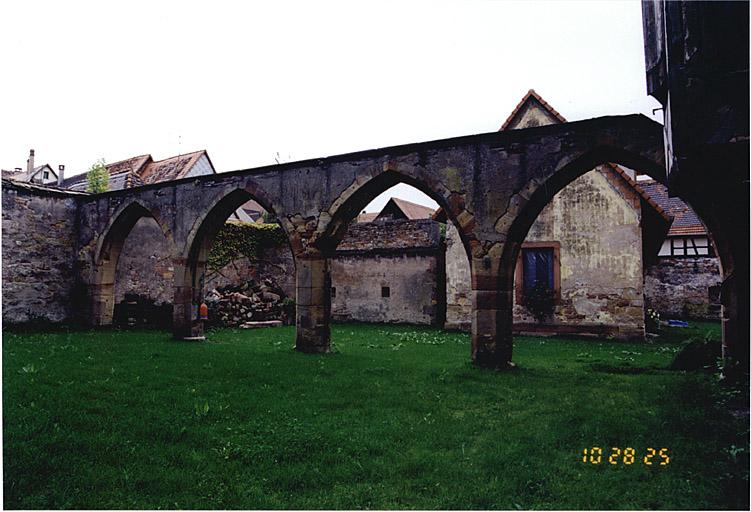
[[638, 179, 708, 236]]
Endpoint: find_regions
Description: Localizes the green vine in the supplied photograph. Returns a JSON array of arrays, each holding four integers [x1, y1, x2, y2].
[[207, 222, 287, 271]]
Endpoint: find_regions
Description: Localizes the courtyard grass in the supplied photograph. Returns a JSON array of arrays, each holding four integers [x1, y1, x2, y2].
[[3, 322, 748, 509]]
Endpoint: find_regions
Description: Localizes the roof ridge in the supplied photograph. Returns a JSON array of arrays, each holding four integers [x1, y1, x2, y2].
[[605, 163, 671, 223], [150, 149, 206, 164], [104, 154, 152, 167], [391, 197, 432, 208], [499, 89, 567, 131]]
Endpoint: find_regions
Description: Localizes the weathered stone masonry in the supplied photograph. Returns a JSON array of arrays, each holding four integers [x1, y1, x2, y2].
[[2, 114, 668, 368], [2, 183, 81, 323], [113, 217, 443, 327], [645, 257, 722, 320], [332, 219, 444, 326]]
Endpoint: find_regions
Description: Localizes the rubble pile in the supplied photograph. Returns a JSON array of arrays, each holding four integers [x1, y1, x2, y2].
[[205, 278, 292, 328]]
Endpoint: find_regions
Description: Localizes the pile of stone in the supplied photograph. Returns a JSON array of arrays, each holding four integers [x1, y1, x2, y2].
[[205, 278, 291, 328]]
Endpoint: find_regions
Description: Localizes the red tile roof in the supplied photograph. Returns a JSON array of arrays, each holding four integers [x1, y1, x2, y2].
[[606, 164, 671, 223], [386, 197, 436, 220], [638, 180, 708, 236], [357, 212, 379, 223], [139, 150, 208, 185], [60, 150, 212, 191], [499, 89, 567, 131], [106, 154, 152, 177]]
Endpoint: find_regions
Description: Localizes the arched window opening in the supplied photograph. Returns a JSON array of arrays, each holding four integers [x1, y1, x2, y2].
[[501, 155, 723, 344], [91, 202, 173, 328], [177, 189, 296, 337], [326, 179, 470, 330], [113, 215, 174, 328]]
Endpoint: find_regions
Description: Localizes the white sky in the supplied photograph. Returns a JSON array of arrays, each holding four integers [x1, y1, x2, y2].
[[1, 0, 661, 213]]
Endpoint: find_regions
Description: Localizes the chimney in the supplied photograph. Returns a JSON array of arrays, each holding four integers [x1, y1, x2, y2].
[[26, 149, 35, 180], [58, 164, 65, 187]]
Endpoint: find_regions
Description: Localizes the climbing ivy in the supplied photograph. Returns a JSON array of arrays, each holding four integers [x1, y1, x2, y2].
[[207, 222, 287, 271]]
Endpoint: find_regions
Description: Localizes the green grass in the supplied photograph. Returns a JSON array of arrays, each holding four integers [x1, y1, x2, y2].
[[3, 322, 748, 509]]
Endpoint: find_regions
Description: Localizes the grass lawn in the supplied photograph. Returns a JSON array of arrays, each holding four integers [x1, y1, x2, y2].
[[3, 322, 748, 509]]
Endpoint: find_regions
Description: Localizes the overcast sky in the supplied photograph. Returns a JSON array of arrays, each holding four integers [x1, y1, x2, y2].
[[1, 0, 661, 212]]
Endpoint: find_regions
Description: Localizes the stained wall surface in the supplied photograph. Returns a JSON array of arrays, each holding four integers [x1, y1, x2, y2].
[[1, 184, 79, 323], [331, 219, 443, 325], [445, 167, 646, 339]]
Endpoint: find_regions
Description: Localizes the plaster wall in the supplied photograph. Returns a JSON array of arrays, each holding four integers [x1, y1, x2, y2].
[[331, 253, 440, 325], [446, 168, 646, 338], [332, 219, 443, 325]]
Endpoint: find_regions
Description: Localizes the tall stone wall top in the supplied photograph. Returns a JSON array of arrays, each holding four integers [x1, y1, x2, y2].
[[337, 218, 440, 252]]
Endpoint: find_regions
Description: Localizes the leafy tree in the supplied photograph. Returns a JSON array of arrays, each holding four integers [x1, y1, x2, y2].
[[86, 158, 109, 193]]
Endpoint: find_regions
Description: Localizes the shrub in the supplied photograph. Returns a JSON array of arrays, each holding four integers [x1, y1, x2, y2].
[[525, 281, 555, 323]]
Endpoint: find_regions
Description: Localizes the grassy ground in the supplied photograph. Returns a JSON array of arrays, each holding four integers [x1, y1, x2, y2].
[[3, 322, 748, 509]]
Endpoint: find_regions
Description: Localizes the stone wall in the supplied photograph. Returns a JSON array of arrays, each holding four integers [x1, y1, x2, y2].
[[114, 216, 444, 326], [115, 217, 174, 305], [445, 167, 646, 339], [2, 182, 79, 324], [332, 219, 444, 325], [644, 256, 722, 320], [114, 219, 296, 311], [204, 242, 295, 298]]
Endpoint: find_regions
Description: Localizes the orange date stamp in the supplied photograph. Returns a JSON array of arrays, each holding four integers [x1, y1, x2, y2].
[[582, 447, 670, 466]]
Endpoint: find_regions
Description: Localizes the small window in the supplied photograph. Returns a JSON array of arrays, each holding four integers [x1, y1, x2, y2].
[[331, 286, 336, 298], [515, 243, 560, 305], [43, 171, 49, 179], [522, 248, 555, 295], [381, 286, 390, 298], [666, 236, 713, 257]]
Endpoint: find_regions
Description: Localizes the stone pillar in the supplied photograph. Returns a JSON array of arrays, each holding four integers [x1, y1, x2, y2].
[[470, 255, 514, 368], [88, 259, 117, 326], [89, 282, 115, 326], [295, 252, 331, 353], [721, 269, 749, 372], [172, 259, 205, 340]]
